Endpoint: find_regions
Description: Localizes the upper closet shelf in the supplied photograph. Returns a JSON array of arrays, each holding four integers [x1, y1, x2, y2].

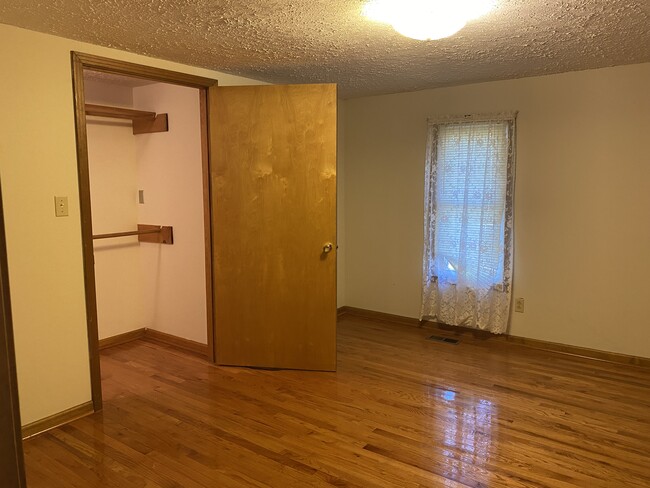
[[85, 104, 169, 135]]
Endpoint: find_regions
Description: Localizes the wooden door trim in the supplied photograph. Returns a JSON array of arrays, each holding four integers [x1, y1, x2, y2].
[[0, 183, 27, 487], [199, 90, 215, 362], [73, 53, 217, 88], [71, 52, 218, 412]]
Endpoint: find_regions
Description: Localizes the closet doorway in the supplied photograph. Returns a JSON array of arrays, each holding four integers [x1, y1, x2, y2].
[[85, 75, 209, 345], [72, 53, 218, 410]]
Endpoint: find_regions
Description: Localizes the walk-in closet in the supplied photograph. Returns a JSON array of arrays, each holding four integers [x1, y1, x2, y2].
[[83, 70, 209, 354]]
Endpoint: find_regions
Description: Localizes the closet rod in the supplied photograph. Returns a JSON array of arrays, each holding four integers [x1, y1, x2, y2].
[[92, 228, 162, 240], [92, 225, 174, 245]]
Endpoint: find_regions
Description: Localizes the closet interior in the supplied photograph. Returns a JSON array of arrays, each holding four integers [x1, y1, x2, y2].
[[83, 70, 209, 354]]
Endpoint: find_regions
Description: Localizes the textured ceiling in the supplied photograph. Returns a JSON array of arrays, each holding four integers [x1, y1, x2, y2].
[[1, 0, 649, 98]]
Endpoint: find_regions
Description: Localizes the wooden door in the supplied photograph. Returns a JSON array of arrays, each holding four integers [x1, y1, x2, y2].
[[210, 84, 337, 371]]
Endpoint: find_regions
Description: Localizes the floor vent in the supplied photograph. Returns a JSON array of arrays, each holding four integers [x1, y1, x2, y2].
[[427, 335, 460, 345]]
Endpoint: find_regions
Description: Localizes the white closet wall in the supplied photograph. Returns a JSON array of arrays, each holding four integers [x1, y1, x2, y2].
[[133, 83, 207, 344]]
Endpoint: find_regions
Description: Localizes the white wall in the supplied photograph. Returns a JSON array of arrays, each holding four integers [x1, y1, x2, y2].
[[0, 23, 264, 425], [134, 83, 207, 344], [343, 63, 650, 358], [85, 80, 145, 340]]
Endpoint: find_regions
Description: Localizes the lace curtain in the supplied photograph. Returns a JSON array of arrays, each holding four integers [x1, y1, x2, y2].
[[420, 113, 517, 334]]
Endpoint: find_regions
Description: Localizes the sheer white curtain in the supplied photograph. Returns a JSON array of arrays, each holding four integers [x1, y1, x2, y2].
[[420, 113, 517, 334]]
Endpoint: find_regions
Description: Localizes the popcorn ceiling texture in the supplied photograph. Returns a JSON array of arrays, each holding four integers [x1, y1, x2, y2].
[[1, 0, 649, 98]]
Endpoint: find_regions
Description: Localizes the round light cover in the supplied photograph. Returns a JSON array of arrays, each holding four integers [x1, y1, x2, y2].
[[364, 0, 496, 40]]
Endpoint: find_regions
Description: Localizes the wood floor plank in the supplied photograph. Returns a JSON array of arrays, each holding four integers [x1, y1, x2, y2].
[[24, 316, 650, 487]]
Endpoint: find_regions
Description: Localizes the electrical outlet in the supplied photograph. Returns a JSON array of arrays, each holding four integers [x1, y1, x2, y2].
[[54, 196, 68, 217], [515, 297, 525, 313]]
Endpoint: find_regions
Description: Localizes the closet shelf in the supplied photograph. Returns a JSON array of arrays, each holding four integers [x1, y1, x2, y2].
[[85, 104, 169, 135], [93, 225, 173, 245]]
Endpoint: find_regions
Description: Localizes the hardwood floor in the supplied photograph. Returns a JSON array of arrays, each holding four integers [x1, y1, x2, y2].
[[23, 316, 650, 487]]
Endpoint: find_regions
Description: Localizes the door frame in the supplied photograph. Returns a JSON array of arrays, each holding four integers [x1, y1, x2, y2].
[[0, 181, 27, 487], [71, 52, 218, 411]]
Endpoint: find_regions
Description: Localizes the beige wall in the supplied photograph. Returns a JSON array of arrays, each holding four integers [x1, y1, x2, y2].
[[0, 24, 263, 425], [134, 83, 208, 344], [342, 63, 650, 358]]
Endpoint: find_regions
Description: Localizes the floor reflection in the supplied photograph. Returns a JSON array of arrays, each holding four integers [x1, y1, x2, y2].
[[432, 385, 497, 483]]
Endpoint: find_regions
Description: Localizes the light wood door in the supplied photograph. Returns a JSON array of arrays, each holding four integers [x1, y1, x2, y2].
[[210, 84, 337, 371]]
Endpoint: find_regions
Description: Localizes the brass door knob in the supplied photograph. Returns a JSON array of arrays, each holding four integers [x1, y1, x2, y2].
[[323, 243, 333, 253]]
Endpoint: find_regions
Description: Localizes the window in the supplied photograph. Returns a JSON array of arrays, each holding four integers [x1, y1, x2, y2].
[[421, 113, 516, 333]]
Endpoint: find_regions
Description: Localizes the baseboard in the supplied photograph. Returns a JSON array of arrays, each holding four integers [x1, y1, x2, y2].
[[98, 328, 146, 350], [99, 328, 208, 358], [337, 306, 650, 368], [22, 401, 94, 440], [337, 306, 421, 327], [502, 335, 650, 368], [142, 329, 208, 357]]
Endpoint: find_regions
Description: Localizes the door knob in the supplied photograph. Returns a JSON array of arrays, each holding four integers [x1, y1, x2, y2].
[[323, 243, 333, 253]]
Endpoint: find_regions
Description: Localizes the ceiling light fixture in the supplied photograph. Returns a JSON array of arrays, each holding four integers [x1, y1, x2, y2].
[[363, 0, 496, 41]]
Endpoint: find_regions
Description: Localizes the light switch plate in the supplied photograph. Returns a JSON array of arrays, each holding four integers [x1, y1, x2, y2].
[[54, 196, 68, 217]]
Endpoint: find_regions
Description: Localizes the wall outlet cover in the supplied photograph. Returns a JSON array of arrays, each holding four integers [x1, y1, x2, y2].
[[54, 196, 68, 217], [515, 297, 525, 313]]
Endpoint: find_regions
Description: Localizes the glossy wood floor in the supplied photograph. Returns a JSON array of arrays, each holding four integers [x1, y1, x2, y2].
[[23, 316, 650, 487]]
